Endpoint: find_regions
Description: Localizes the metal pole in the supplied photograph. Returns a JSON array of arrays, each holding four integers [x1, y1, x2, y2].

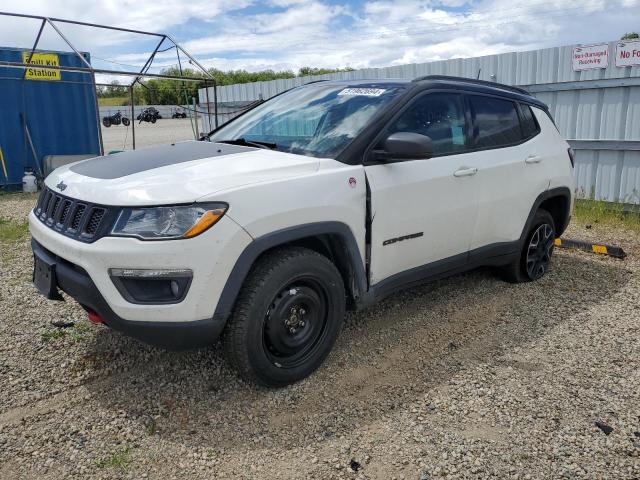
[[165, 34, 214, 80], [213, 83, 219, 128], [23, 19, 46, 80], [131, 35, 166, 87], [0, 61, 209, 82], [0, 11, 165, 38], [192, 97, 199, 139], [92, 72, 104, 155], [204, 79, 212, 132], [130, 85, 136, 150], [45, 19, 93, 70]]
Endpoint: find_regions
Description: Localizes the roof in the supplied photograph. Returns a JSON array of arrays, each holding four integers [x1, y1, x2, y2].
[[303, 76, 547, 109]]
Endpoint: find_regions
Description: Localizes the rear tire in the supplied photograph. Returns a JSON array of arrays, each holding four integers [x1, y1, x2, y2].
[[222, 247, 345, 387], [499, 209, 555, 283]]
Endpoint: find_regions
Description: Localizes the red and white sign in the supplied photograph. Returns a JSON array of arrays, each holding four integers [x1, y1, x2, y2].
[[572, 44, 609, 71], [616, 41, 640, 67]]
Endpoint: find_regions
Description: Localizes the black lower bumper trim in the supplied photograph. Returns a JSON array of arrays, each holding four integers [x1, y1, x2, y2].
[[31, 239, 226, 350]]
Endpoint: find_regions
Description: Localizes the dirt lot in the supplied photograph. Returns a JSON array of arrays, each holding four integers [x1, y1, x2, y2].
[[0, 194, 638, 479], [101, 118, 200, 152]]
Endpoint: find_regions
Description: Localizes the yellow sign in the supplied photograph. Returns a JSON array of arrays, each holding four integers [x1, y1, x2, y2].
[[22, 52, 60, 81]]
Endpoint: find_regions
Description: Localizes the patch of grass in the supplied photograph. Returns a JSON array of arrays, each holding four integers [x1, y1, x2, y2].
[[0, 218, 29, 242], [70, 322, 92, 343], [96, 446, 133, 470], [41, 328, 67, 342], [98, 97, 130, 107], [573, 199, 640, 232]]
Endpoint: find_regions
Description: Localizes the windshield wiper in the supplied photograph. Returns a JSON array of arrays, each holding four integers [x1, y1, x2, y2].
[[215, 138, 277, 150]]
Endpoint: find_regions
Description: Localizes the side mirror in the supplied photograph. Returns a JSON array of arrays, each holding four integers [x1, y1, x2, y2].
[[373, 132, 434, 162]]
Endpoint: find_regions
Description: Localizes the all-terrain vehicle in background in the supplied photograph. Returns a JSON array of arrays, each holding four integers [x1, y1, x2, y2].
[[137, 107, 162, 123], [31, 76, 574, 387], [102, 110, 130, 128], [172, 108, 188, 119]]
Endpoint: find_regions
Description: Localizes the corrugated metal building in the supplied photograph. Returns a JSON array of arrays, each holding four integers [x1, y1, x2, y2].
[[0, 47, 101, 188], [200, 40, 640, 204]]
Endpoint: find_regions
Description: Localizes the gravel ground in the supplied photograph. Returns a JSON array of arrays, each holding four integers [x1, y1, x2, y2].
[[101, 118, 199, 153], [1, 194, 638, 479]]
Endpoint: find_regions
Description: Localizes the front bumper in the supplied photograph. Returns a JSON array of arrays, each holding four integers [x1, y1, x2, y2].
[[29, 209, 253, 349], [32, 239, 225, 349]]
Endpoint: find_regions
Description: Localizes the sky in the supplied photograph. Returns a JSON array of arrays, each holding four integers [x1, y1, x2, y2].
[[1, 0, 639, 79]]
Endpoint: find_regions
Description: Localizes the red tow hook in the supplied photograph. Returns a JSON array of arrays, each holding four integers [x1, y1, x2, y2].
[[87, 310, 104, 325]]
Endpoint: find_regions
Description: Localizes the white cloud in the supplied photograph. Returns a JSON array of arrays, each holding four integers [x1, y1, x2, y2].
[[2, 0, 640, 76]]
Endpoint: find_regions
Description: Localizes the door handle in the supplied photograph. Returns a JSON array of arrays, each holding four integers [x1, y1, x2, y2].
[[525, 155, 542, 164], [453, 167, 478, 177]]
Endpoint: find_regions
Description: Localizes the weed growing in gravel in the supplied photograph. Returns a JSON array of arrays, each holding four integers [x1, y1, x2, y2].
[[95, 446, 133, 470], [0, 218, 29, 242], [41, 328, 67, 342], [574, 199, 640, 232], [70, 322, 92, 343]]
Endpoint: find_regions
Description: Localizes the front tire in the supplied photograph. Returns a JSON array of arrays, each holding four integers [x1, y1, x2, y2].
[[500, 209, 556, 283], [223, 247, 345, 387]]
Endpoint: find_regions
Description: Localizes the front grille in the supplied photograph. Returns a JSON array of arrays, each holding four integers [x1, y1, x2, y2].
[[70, 204, 86, 231], [34, 186, 116, 243], [85, 209, 105, 235]]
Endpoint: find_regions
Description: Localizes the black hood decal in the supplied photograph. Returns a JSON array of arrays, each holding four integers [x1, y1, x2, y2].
[[70, 142, 255, 180]]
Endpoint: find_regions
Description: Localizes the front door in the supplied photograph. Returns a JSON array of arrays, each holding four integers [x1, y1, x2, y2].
[[365, 91, 480, 286]]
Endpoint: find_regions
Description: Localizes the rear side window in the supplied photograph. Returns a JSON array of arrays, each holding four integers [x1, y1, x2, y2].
[[520, 104, 540, 139], [469, 95, 521, 149]]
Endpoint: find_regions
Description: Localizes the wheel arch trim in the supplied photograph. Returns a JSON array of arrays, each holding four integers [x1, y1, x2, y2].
[[519, 186, 572, 246], [213, 222, 367, 321]]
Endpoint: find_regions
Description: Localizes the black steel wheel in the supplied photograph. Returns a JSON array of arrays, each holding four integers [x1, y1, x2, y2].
[[499, 209, 556, 283], [122, 117, 130, 127], [263, 279, 329, 369], [102, 117, 111, 128], [223, 247, 345, 387]]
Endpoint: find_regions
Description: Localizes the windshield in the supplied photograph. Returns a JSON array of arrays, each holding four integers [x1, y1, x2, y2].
[[209, 84, 404, 158]]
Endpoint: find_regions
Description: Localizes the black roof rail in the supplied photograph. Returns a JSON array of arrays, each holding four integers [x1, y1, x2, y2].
[[302, 79, 330, 85], [412, 75, 530, 95]]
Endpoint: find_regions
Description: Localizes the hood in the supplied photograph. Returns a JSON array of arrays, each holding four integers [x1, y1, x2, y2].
[[46, 141, 321, 206]]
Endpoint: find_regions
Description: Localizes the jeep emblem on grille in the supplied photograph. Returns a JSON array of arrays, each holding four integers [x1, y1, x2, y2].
[[56, 181, 67, 191]]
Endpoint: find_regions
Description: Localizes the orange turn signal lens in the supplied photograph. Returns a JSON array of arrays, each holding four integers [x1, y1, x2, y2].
[[183, 207, 227, 238]]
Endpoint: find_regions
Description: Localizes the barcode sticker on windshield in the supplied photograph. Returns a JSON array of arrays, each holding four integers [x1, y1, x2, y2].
[[338, 88, 386, 97]]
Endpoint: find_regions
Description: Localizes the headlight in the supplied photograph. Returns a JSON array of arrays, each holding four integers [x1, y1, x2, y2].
[[111, 203, 227, 240]]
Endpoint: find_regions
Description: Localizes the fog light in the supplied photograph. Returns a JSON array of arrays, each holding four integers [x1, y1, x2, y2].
[[108, 268, 193, 304], [170, 280, 180, 297]]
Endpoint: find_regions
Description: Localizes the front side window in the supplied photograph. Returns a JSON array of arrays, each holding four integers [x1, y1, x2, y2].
[[386, 92, 467, 156], [209, 84, 405, 159], [469, 95, 522, 149]]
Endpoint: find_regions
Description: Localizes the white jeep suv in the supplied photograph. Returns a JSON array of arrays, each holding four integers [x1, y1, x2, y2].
[[30, 76, 574, 386]]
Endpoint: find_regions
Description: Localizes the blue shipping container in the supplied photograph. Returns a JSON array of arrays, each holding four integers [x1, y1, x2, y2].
[[0, 47, 100, 188]]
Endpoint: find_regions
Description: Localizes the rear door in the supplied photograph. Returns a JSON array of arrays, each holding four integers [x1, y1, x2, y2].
[[465, 95, 550, 254], [364, 91, 481, 285]]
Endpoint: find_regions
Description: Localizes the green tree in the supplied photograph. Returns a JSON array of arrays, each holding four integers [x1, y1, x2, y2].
[[100, 64, 356, 105], [621, 32, 639, 40], [298, 66, 354, 76]]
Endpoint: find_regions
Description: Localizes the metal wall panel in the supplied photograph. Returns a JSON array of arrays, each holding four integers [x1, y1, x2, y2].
[[0, 47, 100, 187], [200, 40, 640, 203]]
